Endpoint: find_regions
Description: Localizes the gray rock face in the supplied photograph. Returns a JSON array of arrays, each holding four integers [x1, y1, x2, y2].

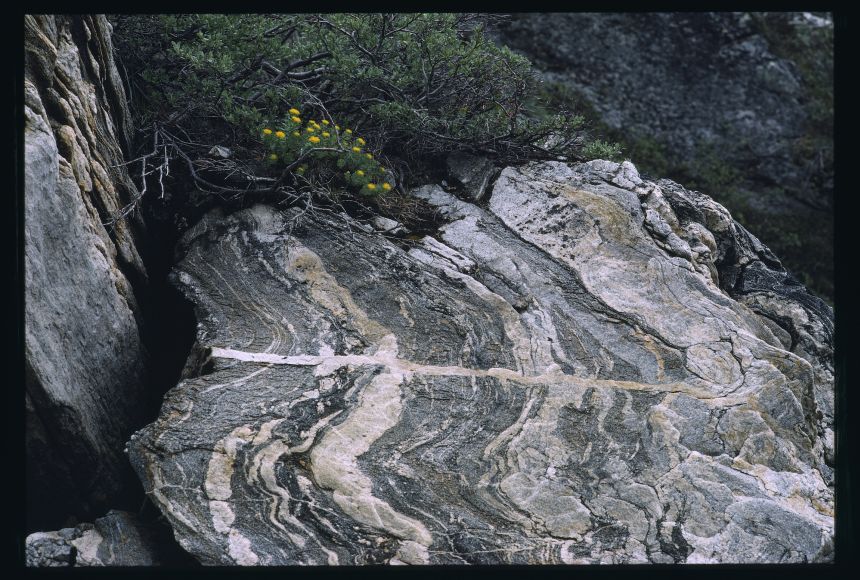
[[495, 12, 833, 300], [496, 12, 829, 202], [128, 159, 832, 564], [24, 15, 150, 525], [26, 511, 165, 567]]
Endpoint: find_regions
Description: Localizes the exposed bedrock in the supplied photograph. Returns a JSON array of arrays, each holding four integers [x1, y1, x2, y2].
[[128, 160, 833, 564], [24, 14, 153, 527]]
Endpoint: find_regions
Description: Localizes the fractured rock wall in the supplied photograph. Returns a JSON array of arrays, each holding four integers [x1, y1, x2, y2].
[[24, 14, 150, 527]]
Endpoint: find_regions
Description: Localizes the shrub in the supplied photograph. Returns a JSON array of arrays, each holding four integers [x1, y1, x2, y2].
[[580, 140, 623, 162], [110, 14, 601, 208]]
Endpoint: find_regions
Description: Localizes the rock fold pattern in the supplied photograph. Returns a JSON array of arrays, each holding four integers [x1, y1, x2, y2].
[[129, 160, 833, 564]]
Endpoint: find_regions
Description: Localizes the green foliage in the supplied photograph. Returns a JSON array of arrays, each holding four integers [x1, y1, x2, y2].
[[529, 80, 622, 161], [111, 14, 594, 195], [581, 140, 623, 162]]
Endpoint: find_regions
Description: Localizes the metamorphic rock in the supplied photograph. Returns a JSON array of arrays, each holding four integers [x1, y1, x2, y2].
[[24, 13, 834, 569], [127, 159, 834, 565]]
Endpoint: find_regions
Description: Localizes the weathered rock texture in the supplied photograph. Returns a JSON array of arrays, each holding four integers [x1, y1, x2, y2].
[[128, 160, 833, 564], [496, 12, 834, 300], [25, 511, 165, 567], [24, 15, 150, 527]]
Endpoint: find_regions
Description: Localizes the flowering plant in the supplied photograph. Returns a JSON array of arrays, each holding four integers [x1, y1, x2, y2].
[[260, 109, 393, 196]]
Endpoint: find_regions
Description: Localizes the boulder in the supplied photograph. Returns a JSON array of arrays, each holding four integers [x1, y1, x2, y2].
[[128, 160, 833, 564], [25, 511, 165, 567]]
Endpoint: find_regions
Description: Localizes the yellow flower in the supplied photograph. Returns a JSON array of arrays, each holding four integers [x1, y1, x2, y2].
[[292, 131, 301, 137], [335, 125, 341, 130], [263, 128, 272, 135], [322, 131, 330, 138], [308, 135, 321, 144], [356, 137, 366, 145], [322, 120, 329, 125], [275, 131, 286, 139], [356, 170, 365, 176], [269, 153, 278, 160], [352, 146, 361, 153], [306, 126, 315, 133], [289, 108, 300, 116], [345, 129, 352, 134], [291, 116, 302, 123], [367, 183, 377, 190], [365, 153, 373, 159], [382, 183, 392, 191]]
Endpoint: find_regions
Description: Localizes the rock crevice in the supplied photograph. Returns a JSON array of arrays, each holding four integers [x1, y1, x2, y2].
[[24, 15, 198, 538]]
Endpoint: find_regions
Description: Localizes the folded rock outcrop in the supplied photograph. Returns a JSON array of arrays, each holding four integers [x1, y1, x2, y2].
[[128, 159, 833, 564]]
